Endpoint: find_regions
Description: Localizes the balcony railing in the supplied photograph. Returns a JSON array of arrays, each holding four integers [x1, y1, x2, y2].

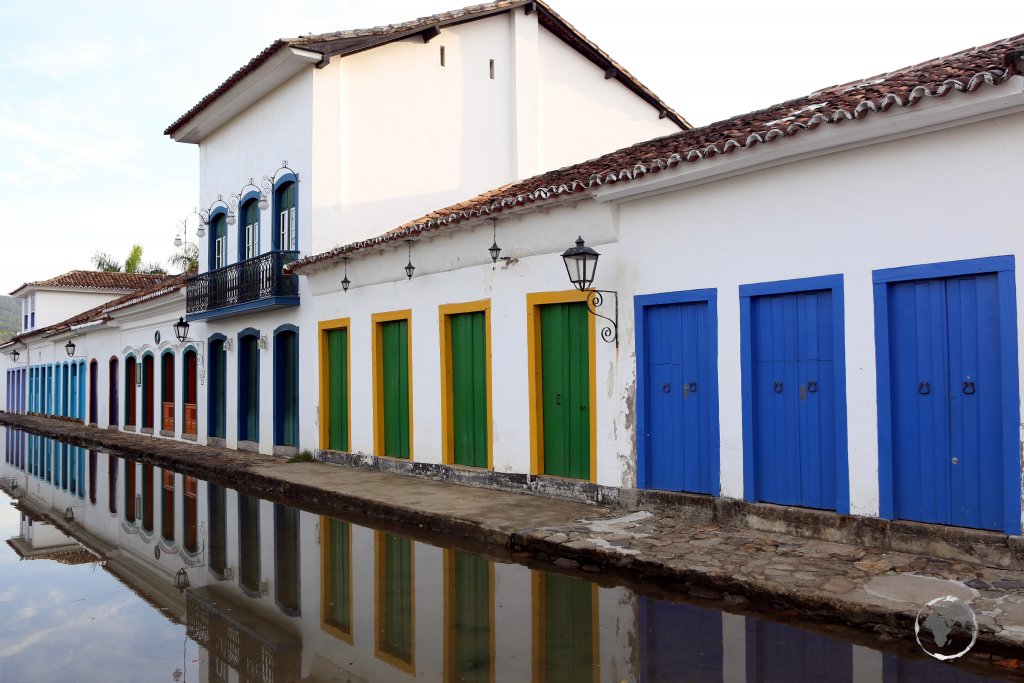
[[186, 250, 299, 316]]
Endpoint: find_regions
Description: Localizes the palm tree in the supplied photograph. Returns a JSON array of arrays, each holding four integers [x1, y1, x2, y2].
[[169, 242, 199, 274], [91, 244, 167, 274]]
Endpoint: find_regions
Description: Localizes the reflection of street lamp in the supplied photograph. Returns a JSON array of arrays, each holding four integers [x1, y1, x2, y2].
[[173, 567, 191, 591]]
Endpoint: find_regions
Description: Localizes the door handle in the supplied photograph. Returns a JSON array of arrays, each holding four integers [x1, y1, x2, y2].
[[918, 382, 931, 396], [555, 393, 561, 405]]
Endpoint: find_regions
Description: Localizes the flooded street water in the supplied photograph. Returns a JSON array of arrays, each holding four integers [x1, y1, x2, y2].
[[0, 427, 1013, 682]]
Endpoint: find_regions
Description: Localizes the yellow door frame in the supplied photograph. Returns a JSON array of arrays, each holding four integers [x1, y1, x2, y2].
[[525, 291, 597, 482], [438, 300, 493, 468], [317, 318, 351, 453], [371, 310, 414, 460]]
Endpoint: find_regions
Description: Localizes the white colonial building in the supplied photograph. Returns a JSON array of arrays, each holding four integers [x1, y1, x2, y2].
[[4, 6, 1024, 538]]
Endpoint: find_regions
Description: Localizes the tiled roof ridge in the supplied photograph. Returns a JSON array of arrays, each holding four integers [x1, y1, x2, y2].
[[12, 270, 169, 296], [2, 274, 188, 348], [287, 36, 1022, 274], [165, 0, 689, 136]]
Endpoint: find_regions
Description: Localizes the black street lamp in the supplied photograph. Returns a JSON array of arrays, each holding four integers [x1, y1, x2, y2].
[[404, 240, 415, 280], [9, 349, 19, 363], [559, 236, 618, 346], [65, 340, 76, 358], [488, 219, 502, 263], [173, 317, 190, 343], [341, 257, 351, 292]]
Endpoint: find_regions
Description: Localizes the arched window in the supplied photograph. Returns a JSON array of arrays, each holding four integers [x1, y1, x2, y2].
[[88, 359, 98, 425], [208, 335, 227, 439], [183, 348, 198, 437], [274, 179, 297, 251], [240, 197, 259, 261], [238, 329, 260, 444], [124, 356, 137, 427], [273, 325, 299, 448], [141, 354, 154, 431], [108, 357, 119, 427], [160, 351, 175, 433], [209, 211, 228, 270]]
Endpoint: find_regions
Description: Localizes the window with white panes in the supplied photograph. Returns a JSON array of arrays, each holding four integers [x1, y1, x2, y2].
[[276, 181, 297, 251], [242, 200, 259, 260]]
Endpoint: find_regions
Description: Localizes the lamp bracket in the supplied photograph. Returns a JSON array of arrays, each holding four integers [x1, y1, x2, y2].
[[586, 289, 618, 346]]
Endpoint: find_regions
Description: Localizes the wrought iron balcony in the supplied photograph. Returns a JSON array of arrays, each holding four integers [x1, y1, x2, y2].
[[186, 250, 299, 320]]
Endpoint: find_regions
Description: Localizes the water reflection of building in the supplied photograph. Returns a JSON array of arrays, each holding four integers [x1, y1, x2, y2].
[[1, 429, 1000, 683]]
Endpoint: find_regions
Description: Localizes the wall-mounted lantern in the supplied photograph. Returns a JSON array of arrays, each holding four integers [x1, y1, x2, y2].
[[9, 349, 19, 362], [404, 240, 416, 280], [488, 219, 502, 262], [341, 257, 351, 292], [560, 236, 618, 346], [65, 340, 76, 358], [173, 317, 190, 343]]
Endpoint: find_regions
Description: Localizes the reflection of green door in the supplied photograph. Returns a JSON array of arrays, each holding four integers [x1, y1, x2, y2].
[[381, 320, 410, 458], [378, 533, 414, 667], [324, 518, 352, 636], [539, 573, 595, 683], [448, 551, 491, 683], [326, 329, 348, 451], [540, 303, 590, 479], [450, 312, 487, 467]]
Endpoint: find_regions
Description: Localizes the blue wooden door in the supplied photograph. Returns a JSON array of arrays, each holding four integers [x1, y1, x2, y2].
[[888, 274, 1003, 530], [644, 301, 714, 493], [751, 290, 836, 509]]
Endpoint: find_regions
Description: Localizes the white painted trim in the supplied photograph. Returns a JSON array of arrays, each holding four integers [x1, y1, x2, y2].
[[594, 77, 1024, 204]]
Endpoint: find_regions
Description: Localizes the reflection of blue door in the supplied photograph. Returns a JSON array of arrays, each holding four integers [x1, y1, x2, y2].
[[888, 274, 1003, 530], [644, 301, 715, 493], [750, 289, 836, 509], [746, 616, 851, 682], [638, 597, 722, 682]]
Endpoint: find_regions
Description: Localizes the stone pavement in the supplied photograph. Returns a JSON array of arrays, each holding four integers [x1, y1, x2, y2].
[[3, 412, 1024, 673]]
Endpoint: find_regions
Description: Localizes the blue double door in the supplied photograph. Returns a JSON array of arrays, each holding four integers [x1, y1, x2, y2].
[[643, 300, 715, 493], [750, 289, 837, 509], [887, 274, 1004, 530]]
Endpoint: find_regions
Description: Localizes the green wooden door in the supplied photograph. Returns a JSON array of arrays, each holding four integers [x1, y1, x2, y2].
[[540, 303, 590, 479], [381, 320, 410, 459], [275, 331, 298, 447], [541, 574, 595, 683], [449, 551, 491, 682], [450, 312, 487, 467], [326, 329, 348, 451]]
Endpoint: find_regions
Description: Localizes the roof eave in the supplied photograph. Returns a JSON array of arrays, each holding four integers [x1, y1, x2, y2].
[[168, 46, 323, 144]]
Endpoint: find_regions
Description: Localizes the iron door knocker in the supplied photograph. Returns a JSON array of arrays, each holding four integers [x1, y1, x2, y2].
[[773, 381, 783, 393], [963, 381, 976, 395], [807, 380, 818, 393], [687, 381, 697, 393], [662, 383, 670, 393], [918, 382, 931, 396]]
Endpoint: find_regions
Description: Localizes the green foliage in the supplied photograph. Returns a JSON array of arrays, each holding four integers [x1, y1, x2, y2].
[[287, 450, 316, 463], [169, 242, 199, 274], [0, 296, 19, 343], [91, 245, 166, 275]]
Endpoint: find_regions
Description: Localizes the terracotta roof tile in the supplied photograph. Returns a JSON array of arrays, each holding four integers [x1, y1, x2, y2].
[[289, 35, 1024, 274], [2, 274, 189, 349], [10, 270, 169, 296], [165, 0, 688, 137]]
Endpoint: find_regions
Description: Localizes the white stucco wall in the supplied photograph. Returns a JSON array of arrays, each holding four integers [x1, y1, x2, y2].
[[198, 71, 314, 273], [534, 25, 679, 172]]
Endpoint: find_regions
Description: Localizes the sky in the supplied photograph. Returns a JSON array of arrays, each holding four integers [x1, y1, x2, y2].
[[0, 0, 1021, 294]]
